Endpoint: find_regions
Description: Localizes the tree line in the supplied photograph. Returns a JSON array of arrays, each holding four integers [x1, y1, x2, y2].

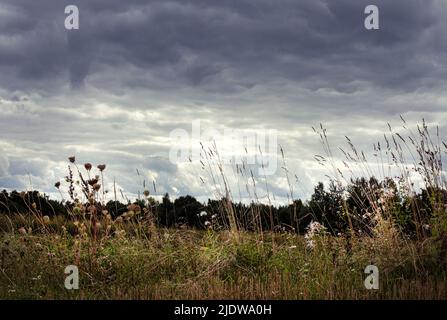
[[0, 176, 441, 238]]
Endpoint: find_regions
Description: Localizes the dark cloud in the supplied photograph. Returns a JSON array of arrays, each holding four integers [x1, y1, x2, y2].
[[0, 0, 444, 92]]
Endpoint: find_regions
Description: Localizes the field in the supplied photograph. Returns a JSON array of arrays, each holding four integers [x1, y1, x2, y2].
[[0, 219, 446, 299]]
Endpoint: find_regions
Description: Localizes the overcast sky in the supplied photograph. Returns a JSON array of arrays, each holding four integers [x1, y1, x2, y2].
[[1, 0, 446, 204]]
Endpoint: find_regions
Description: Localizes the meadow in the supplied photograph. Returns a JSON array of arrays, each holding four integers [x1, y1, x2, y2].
[[0, 118, 447, 299]]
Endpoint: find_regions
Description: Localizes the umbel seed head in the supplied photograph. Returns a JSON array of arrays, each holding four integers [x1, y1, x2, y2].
[[68, 156, 76, 163], [97, 164, 106, 171], [84, 163, 92, 171]]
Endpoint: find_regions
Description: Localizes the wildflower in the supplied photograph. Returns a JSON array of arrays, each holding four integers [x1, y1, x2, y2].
[[88, 205, 97, 214], [306, 239, 315, 249], [115, 217, 123, 224], [97, 164, 106, 171], [200, 211, 208, 217], [127, 204, 141, 214], [362, 212, 372, 219], [384, 189, 395, 198], [42, 216, 50, 224], [306, 221, 326, 235], [31, 275, 42, 281], [423, 224, 430, 231], [88, 178, 98, 186], [68, 156, 76, 163], [18, 227, 27, 235], [289, 245, 297, 249], [204, 221, 211, 227], [304, 221, 327, 249], [84, 163, 92, 171]]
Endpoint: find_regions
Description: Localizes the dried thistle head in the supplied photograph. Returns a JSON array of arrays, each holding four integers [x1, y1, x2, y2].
[[88, 178, 98, 186], [127, 203, 141, 214], [68, 156, 76, 163], [97, 164, 106, 171], [143, 190, 150, 197], [54, 182, 61, 189], [114, 217, 123, 224], [88, 205, 97, 215], [84, 163, 92, 171], [93, 184, 101, 192]]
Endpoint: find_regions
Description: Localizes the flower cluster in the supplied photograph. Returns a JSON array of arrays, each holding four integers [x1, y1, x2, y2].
[[304, 221, 327, 249]]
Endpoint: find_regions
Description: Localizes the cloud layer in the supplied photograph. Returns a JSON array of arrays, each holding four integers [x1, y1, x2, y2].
[[0, 0, 446, 203]]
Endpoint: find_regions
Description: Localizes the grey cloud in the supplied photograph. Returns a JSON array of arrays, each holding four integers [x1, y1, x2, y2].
[[0, 0, 446, 201], [8, 157, 48, 177], [0, 150, 9, 177], [0, 0, 444, 92]]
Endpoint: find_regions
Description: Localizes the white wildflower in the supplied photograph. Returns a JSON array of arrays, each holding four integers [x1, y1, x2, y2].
[[304, 221, 327, 249]]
